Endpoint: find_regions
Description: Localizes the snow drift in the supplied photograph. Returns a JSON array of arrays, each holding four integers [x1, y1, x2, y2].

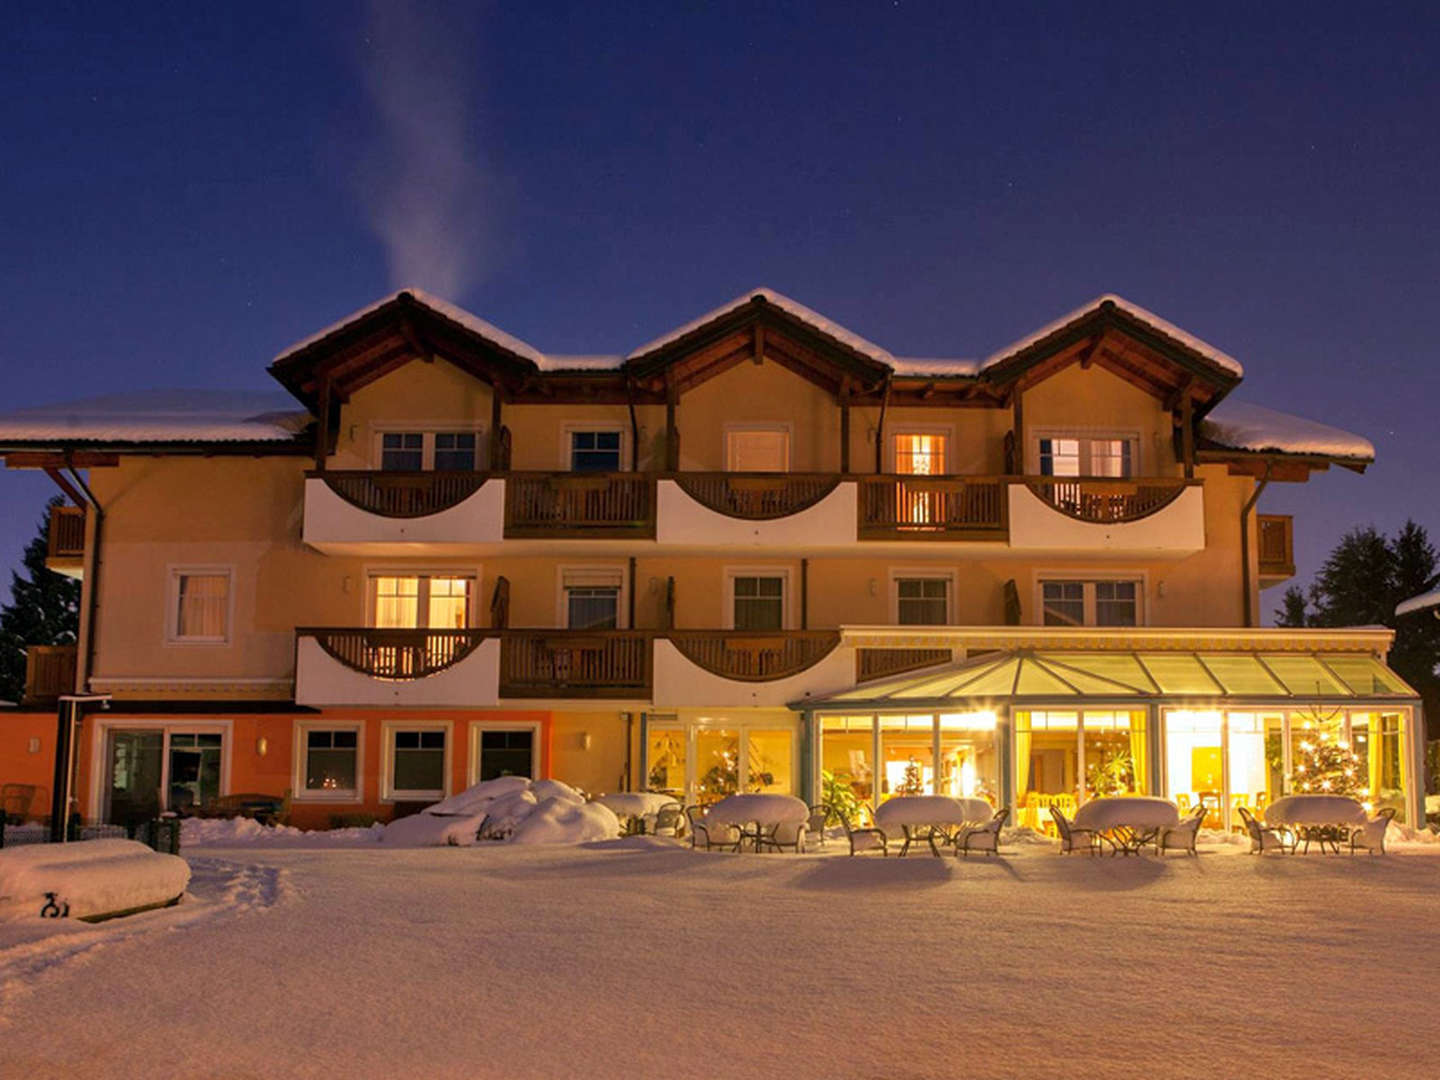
[[0, 839, 190, 920]]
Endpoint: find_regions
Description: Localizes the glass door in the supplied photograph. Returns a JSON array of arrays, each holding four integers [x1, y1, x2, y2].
[[647, 721, 799, 806], [106, 730, 164, 826], [1164, 711, 1226, 828]]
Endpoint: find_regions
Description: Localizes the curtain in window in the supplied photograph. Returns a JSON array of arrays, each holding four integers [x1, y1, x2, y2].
[[177, 574, 228, 638]]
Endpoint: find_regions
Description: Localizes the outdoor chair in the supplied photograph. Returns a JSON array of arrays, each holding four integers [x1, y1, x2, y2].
[[2, 784, 38, 824], [684, 805, 740, 852], [652, 802, 684, 838], [762, 820, 807, 853], [838, 812, 888, 856], [1349, 807, 1397, 856], [1050, 807, 1098, 855], [1237, 806, 1291, 854], [955, 808, 1008, 857], [1157, 806, 1206, 856], [806, 804, 830, 849]]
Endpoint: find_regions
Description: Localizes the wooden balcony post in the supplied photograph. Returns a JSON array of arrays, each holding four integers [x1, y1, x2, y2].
[[839, 380, 851, 473], [314, 376, 331, 472], [489, 385, 503, 469], [1180, 388, 1195, 479], [665, 372, 678, 471], [1010, 388, 1024, 475]]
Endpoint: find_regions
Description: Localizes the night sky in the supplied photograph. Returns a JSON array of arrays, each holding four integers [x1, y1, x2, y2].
[[3, 2, 1437, 620]]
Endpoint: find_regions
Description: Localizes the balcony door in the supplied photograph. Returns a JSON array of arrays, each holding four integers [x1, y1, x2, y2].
[[103, 726, 226, 825], [892, 432, 949, 526]]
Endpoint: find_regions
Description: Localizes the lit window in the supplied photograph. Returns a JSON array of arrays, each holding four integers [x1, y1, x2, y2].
[[1037, 436, 1134, 477], [380, 432, 424, 471], [570, 430, 623, 472], [370, 574, 473, 629], [733, 575, 784, 630], [897, 578, 949, 625], [305, 730, 358, 795], [391, 729, 446, 796], [894, 433, 948, 476], [172, 570, 230, 642], [1041, 580, 1140, 627], [434, 432, 477, 470]]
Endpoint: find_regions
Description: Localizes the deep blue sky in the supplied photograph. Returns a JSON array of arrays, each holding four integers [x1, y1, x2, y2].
[[3, 2, 1437, 619]]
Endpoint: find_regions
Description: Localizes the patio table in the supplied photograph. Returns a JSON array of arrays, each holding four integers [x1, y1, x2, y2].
[[591, 792, 678, 835], [706, 793, 809, 852], [1265, 795, 1367, 854], [1073, 797, 1180, 856], [873, 796, 994, 857]]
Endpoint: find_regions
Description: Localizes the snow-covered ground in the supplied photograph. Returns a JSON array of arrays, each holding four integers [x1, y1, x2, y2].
[[2, 839, 1438, 1079]]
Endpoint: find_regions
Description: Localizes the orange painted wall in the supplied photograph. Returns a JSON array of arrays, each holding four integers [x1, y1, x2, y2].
[[1, 712, 57, 820]]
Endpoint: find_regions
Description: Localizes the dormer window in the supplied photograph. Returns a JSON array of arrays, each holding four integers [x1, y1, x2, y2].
[[380, 432, 424, 471], [1036, 435, 1135, 477], [569, 429, 624, 472]]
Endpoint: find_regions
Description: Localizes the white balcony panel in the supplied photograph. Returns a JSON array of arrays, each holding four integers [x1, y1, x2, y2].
[[295, 636, 499, 707], [651, 639, 856, 708], [656, 479, 858, 548], [303, 476, 505, 554], [1006, 483, 1205, 555]]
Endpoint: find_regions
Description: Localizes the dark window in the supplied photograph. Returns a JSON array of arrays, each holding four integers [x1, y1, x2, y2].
[[1041, 582, 1085, 626], [570, 430, 622, 472], [733, 576, 784, 631], [434, 432, 477, 471], [897, 578, 949, 625], [381, 432, 424, 471], [305, 729, 358, 793], [392, 729, 445, 792], [478, 729, 534, 782], [567, 586, 619, 630], [1095, 581, 1139, 626]]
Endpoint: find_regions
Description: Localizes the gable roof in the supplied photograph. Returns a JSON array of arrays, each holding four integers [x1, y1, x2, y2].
[[1199, 401, 1374, 464]]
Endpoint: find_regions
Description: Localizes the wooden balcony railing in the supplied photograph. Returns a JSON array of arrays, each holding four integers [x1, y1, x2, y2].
[[672, 473, 842, 520], [857, 476, 1008, 539], [499, 630, 653, 698], [47, 505, 86, 559], [313, 470, 489, 518], [504, 473, 656, 538], [668, 630, 841, 681], [1022, 477, 1192, 524], [24, 643, 77, 702], [856, 647, 953, 683], [1257, 514, 1295, 578], [302, 628, 490, 679]]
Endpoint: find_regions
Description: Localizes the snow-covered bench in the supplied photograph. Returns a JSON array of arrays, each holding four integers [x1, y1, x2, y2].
[[0, 838, 190, 922]]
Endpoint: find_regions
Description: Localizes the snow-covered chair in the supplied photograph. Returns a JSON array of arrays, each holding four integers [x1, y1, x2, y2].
[[1237, 806, 1290, 854], [684, 806, 740, 852], [651, 802, 684, 838], [762, 819, 807, 853], [1050, 807, 1098, 855], [838, 812, 888, 856], [954, 808, 1008, 857], [1157, 806, 1206, 856], [1349, 807, 1397, 855], [806, 805, 830, 849]]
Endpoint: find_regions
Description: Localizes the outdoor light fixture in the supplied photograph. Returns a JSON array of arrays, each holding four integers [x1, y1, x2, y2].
[[256, 737, 269, 757], [581, 732, 592, 750]]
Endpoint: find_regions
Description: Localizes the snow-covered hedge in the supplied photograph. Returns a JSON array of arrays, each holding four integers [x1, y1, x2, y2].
[[0, 839, 190, 920]]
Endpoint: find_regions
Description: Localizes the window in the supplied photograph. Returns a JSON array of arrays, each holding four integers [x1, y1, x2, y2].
[[1037, 435, 1135, 477], [570, 430, 623, 472], [389, 728, 447, 797], [893, 433, 949, 476], [725, 427, 790, 472], [561, 568, 624, 629], [477, 730, 535, 782], [1041, 579, 1141, 627], [170, 569, 231, 643], [369, 574, 474, 629], [434, 432, 477, 470], [377, 431, 482, 471], [896, 577, 950, 626], [304, 729, 359, 796], [380, 432, 425, 471], [732, 575, 785, 631]]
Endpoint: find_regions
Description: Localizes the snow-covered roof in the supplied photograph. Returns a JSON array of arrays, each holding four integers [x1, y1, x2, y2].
[[981, 294, 1244, 377], [625, 287, 896, 365], [1396, 589, 1440, 617], [0, 390, 311, 444], [537, 354, 624, 373], [889, 357, 981, 378], [1200, 401, 1374, 462], [272, 288, 547, 367]]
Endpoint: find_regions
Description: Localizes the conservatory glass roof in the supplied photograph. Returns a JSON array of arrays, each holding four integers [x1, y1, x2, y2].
[[801, 649, 1415, 711]]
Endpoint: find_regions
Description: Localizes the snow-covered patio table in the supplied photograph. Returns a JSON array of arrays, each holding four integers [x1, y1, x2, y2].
[[1265, 795, 1368, 854], [873, 796, 995, 857], [1073, 797, 1181, 856], [705, 794, 809, 852], [591, 792, 679, 834]]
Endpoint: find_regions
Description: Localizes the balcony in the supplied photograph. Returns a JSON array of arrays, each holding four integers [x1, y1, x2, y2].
[[652, 630, 854, 708], [856, 476, 1008, 541], [46, 504, 86, 578], [658, 473, 857, 548], [1006, 477, 1205, 555], [303, 472, 504, 555], [503, 473, 655, 539], [1257, 514, 1296, 586], [295, 628, 499, 707], [24, 643, 77, 703]]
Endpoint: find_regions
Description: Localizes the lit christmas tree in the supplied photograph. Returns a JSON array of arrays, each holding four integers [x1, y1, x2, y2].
[[1290, 728, 1367, 799]]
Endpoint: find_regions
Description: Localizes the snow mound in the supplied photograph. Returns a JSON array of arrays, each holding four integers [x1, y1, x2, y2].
[[426, 775, 533, 817], [509, 798, 619, 845], [0, 839, 190, 920], [181, 817, 384, 847], [381, 812, 486, 847]]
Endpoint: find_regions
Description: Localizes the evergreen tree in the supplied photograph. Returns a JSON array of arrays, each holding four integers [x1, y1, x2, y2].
[[1275, 585, 1309, 628], [0, 498, 82, 703], [1307, 525, 1395, 627]]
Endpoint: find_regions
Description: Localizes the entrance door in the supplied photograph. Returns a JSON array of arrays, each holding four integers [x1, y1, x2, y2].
[[107, 730, 164, 827]]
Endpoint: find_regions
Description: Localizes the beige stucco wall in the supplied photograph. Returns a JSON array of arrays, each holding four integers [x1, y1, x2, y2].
[[332, 358, 495, 469], [1020, 363, 1179, 474]]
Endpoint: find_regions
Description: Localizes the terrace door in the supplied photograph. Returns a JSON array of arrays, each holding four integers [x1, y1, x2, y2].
[[106, 730, 163, 827], [893, 433, 948, 527]]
